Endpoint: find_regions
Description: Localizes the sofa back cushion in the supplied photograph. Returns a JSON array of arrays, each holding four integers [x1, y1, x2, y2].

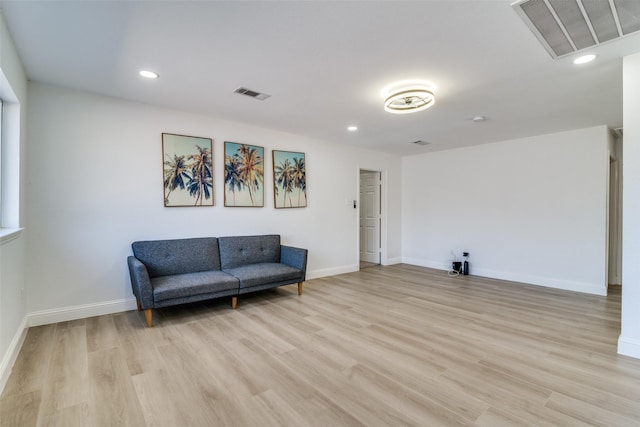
[[131, 237, 220, 277], [218, 235, 280, 270]]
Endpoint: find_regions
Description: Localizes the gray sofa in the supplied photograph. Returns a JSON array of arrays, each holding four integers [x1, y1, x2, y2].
[[127, 234, 307, 327]]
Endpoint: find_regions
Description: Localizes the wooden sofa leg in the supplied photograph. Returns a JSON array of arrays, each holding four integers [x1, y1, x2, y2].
[[144, 309, 153, 328], [298, 282, 303, 295], [232, 296, 238, 310], [136, 299, 142, 311]]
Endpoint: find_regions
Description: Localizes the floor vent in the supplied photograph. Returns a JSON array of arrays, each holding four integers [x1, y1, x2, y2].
[[512, 0, 640, 58], [233, 87, 271, 101]]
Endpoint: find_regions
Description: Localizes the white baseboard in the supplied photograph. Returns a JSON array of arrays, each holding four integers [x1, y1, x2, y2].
[[471, 266, 607, 296], [401, 257, 607, 296], [618, 336, 640, 359], [383, 257, 402, 266], [27, 298, 138, 327], [0, 316, 27, 395], [402, 257, 449, 271], [307, 264, 358, 280], [20, 264, 384, 326]]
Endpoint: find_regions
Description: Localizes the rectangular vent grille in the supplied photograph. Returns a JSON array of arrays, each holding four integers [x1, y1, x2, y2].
[[234, 87, 271, 100], [513, 0, 640, 58]]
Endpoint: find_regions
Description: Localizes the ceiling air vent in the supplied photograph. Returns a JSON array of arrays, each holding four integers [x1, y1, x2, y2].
[[512, 0, 640, 58], [234, 87, 271, 101], [411, 140, 430, 146]]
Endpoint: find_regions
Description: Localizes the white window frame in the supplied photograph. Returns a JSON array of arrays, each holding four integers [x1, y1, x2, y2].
[[0, 67, 23, 244]]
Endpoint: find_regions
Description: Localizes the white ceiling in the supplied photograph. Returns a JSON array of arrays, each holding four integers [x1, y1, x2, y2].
[[2, 0, 638, 155]]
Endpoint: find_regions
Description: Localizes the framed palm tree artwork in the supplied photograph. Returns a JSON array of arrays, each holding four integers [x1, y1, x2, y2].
[[273, 150, 306, 208], [162, 133, 213, 207], [224, 142, 264, 207]]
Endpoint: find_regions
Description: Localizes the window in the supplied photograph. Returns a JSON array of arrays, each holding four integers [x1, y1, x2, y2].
[[0, 97, 3, 219], [0, 67, 22, 243]]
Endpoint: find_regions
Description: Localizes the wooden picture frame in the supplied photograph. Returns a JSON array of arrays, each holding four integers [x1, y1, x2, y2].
[[224, 141, 264, 207], [162, 133, 213, 207], [273, 150, 306, 208]]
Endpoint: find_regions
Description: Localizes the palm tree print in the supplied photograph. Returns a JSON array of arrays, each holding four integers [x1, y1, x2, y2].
[[187, 145, 213, 206], [162, 134, 214, 207], [224, 154, 243, 205], [223, 142, 264, 207], [274, 158, 294, 207], [292, 156, 306, 206], [163, 154, 190, 205], [238, 144, 264, 206], [273, 151, 306, 208]]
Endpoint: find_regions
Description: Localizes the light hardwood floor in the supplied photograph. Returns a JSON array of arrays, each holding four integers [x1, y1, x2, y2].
[[359, 261, 379, 270], [2, 264, 640, 426]]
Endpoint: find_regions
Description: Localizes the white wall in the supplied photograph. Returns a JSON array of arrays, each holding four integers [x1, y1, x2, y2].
[[619, 52, 640, 358], [25, 83, 402, 322], [0, 11, 29, 392], [402, 126, 609, 295]]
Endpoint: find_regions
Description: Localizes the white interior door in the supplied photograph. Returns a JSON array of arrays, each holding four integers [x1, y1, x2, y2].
[[360, 171, 381, 264]]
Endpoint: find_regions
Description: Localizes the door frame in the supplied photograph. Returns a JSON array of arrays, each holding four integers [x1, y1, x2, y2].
[[357, 167, 387, 266], [608, 152, 622, 286]]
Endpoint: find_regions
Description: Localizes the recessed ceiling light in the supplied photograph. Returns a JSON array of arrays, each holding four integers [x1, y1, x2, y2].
[[472, 115, 486, 122], [347, 126, 358, 131], [139, 70, 159, 79], [573, 54, 596, 65]]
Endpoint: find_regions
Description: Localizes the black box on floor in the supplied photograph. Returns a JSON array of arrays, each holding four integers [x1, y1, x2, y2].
[[452, 261, 462, 274]]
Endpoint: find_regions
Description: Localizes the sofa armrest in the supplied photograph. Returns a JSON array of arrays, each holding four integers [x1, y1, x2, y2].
[[280, 245, 308, 279], [127, 256, 154, 309]]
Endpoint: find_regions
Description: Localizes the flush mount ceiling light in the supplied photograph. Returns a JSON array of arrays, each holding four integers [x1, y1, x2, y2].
[[139, 70, 159, 79], [347, 126, 358, 131], [382, 81, 436, 114]]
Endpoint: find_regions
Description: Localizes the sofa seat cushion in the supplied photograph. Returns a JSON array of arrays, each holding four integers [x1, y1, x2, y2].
[[151, 271, 239, 302], [224, 263, 302, 289]]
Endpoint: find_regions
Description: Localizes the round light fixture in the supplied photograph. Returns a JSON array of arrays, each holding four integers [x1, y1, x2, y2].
[[573, 54, 596, 65], [347, 125, 358, 131], [382, 81, 436, 114], [139, 70, 159, 79]]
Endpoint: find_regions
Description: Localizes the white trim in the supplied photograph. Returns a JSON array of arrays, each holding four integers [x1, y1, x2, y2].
[[471, 267, 607, 296], [402, 257, 607, 296], [402, 257, 449, 271], [0, 227, 23, 245], [0, 316, 27, 395], [27, 298, 138, 327], [0, 93, 22, 231], [618, 336, 640, 359], [355, 166, 388, 268], [307, 265, 358, 280], [22, 263, 366, 327], [383, 257, 402, 266]]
